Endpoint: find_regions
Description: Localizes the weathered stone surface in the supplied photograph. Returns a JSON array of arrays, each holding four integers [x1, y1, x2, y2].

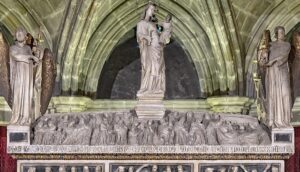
[[30, 111, 271, 146]]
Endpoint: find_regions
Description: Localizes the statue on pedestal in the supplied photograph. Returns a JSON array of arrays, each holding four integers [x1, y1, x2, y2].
[[0, 27, 56, 126], [9, 28, 39, 125], [135, 2, 173, 119], [258, 26, 292, 128], [137, 2, 167, 96]]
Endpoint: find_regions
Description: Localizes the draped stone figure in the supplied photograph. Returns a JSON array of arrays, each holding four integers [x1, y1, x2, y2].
[[263, 26, 292, 128], [9, 28, 39, 125], [136, 2, 166, 96], [135, 2, 172, 119], [0, 28, 56, 125]]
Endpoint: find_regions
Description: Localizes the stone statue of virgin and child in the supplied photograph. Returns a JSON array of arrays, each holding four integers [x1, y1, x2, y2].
[[136, 2, 172, 97]]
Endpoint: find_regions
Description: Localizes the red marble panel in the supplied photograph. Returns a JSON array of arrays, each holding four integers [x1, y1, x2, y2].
[[0, 126, 16, 172]]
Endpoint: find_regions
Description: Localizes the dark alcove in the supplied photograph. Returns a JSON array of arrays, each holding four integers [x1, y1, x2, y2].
[[97, 31, 201, 99]]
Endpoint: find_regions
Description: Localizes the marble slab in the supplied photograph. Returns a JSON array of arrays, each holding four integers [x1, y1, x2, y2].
[[8, 144, 294, 154]]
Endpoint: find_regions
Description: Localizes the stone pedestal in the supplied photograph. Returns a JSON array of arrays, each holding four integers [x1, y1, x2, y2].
[[271, 127, 294, 146], [135, 93, 165, 119], [7, 125, 30, 146]]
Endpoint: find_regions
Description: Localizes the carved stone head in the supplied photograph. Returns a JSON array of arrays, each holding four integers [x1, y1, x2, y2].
[[274, 26, 285, 41], [141, 2, 156, 21], [15, 27, 27, 43], [152, 165, 158, 172]]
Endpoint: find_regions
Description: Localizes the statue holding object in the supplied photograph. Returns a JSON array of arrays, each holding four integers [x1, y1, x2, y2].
[[135, 2, 173, 119], [0, 27, 56, 125], [257, 26, 292, 128], [136, 2, 172, 97]]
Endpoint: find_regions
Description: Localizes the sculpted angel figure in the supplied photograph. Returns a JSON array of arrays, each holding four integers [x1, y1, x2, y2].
[[259, 26, 292, 127]]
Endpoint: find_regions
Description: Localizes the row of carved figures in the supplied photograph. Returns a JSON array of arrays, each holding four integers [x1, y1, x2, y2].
[[25, 163, 279, 172], [114, 164, 278, 172], [26, 166, 102, 172], [33, 111, 271, 146]]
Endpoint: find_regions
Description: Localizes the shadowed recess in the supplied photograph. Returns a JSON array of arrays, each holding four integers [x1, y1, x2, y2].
[[97, 35, 201, 99]]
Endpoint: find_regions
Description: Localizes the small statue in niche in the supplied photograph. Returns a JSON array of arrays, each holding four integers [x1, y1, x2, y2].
[[114, 166, 125, 172], [258, 26, 292, 128], [28, 167, 36, 172], [33, 120, 45, 144], [177, 165, 184, 172], [58, 166, 66, 172], [217, 167, 226, 172], [95, 166, 102, 172], [204, 167, 214, 172], [62, 119, 77, 145], [0, 27, 56, 125], [128, 121, 141, 145], [157, 118, 174, 145], [41, 119, 56, 145], [188, 117, 206, 145], [184, 112, 194, 132], [152, 165, 158, 172], [75, 117, 92, 145], [174, 116, 188, 145], [143, 120, 155, 145], [90, 115, 102, 145], [114, 116, 128, 145], [206, 114, 222, 145], [45, 167, 52, 172], [83, 166, 89, 172]]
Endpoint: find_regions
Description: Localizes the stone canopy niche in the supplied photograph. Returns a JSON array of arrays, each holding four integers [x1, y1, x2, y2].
[[96, 32, 201, 100]]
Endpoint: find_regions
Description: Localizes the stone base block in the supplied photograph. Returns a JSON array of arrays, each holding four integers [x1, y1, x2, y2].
[[135, 93, 165, 119], [271, 127, 294, 146], [7, 125, 30, 146]]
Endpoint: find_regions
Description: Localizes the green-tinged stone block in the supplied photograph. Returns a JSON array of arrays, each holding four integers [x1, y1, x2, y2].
[[164, 100, 210, 111], [291, 97, 300, 127], [87, 100, 137, 111], [0, 96, 11, 126], [50, 96, 92, 113], [207, 96, 251, 113]]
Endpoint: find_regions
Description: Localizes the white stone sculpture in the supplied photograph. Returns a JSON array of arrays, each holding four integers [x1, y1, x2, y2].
[[9, 28, 39, 125], [258, 26, 292, 128], [135, 2, 173, 119], [136, 3, 166, 96], [32, 111, 271, 146]]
